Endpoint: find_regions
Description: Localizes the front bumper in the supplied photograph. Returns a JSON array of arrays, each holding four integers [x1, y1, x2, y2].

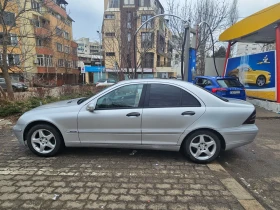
[[13, 124, 26, 146], [218, 124, 258, 150]]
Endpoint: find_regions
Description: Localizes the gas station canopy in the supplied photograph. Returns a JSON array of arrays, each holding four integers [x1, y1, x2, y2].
[[219, 3, 280, 43]]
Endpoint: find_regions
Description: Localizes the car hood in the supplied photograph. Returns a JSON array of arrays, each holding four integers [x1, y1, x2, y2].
[[33, 98, 84, 110], [12, 82, 26, 86], [253, 70, 270, 75]]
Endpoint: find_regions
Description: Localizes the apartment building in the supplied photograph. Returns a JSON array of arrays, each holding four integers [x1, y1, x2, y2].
[[0, 0, 79, 86], [76, 37, 102, 65], [102, 0, 176, 80], [233, 42, 276, 57]]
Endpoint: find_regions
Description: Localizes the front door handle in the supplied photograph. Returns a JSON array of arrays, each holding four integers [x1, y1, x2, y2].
[[126, 112, 141, 117], [182, 111, 196, 116]]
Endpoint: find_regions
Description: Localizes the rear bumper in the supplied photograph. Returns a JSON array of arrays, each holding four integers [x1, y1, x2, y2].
[[218, 124, 258, 150]]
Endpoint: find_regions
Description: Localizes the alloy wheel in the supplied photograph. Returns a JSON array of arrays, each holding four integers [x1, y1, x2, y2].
[[31, 129, 56, 154], [189, 134, 217, 161]]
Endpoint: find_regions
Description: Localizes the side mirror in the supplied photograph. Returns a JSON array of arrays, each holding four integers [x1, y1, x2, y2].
[[86, 103, 96, 112]]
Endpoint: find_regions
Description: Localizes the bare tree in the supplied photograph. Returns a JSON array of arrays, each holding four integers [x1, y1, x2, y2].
[[166, 0, 239, 76], [0, 0, 73, 100], [227, 0, 239, 26]]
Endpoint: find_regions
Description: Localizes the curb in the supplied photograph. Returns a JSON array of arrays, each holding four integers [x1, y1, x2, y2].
[[207, 162, 265, 210]]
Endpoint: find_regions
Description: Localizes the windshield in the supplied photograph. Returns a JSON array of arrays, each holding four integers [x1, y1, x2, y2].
[[217, 79, 244, 88], [194, 84, 229, 102]]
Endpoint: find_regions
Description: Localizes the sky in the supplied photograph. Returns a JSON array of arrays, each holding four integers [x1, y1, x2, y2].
[[67, 0, 280, 42]]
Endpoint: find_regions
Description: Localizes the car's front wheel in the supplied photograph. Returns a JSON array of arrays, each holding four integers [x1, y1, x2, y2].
[[256, 75, 266, 87], [26, 124, 63, 157], [182, 130, 221, 163]]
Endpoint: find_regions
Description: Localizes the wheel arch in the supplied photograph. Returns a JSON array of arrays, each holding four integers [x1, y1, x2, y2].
[[23, 120, 65, 145], [180, 128, 226, 151]]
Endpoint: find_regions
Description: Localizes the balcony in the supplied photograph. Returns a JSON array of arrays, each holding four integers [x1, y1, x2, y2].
[[156, 61, 171, 68], [44, 0, 67, 18], [35, 27, 51, 38], [36, 46, 54, 55]]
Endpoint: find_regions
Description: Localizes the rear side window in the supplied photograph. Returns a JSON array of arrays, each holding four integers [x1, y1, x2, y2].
[[182, 91, 201, 107], [146, 84, 201, 108], [217, 79, 243, 88], [148, 84, 181, 107]]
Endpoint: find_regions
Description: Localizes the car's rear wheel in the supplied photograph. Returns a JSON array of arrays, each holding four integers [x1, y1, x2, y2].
[[256, 75, 266, 87], [26, 124, 63, 157], [182, 130, 221, 163]]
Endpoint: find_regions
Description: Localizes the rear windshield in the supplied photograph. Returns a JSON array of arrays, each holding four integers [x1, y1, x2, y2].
[[217, 79, 243, 88], [194, 84, 229, 102]]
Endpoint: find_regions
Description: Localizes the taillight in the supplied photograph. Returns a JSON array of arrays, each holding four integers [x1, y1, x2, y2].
[[243, 109, 256, 124], [212, 88, 227, 93]]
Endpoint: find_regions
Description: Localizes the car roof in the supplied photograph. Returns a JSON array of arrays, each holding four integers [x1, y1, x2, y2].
[[195, 76, 237, 80], [117, 78, 193, 86]]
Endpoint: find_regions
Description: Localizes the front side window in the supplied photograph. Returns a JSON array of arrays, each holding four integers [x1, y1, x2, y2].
[[96, 84, 144, 109]]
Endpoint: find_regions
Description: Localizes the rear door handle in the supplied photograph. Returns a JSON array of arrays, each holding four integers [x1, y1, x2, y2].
[[126, 112, 141, 117], [182, 111, 195, 116]]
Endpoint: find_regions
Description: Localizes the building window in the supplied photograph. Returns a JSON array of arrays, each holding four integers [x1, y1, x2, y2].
[[31, 0, 41, 12], [58, 59, 64, 67], [141, 32, 153, 48], [73, 60, 78, 68], [57, 43, 63, 52], [0, 33, 18, 46], [10, 34, 18, 46], [55, 27, 63, 36], [7, 54, 20, 65], [127, 12, 132, 28], [142, 52, 154, 68], [36, 38, 42, 46], [139, 0, 150, 7], [105, 14, 115, 19], [64, 31, 69, 39], [66, 60, 72, 68], [105, 32, 115, 37], [45, 55, 53, 67], [108, 0, 119, 8], [72, 47, 77, 55], [37, 55, 44, 66], [64, 46, 70, 53], [106, 52, 115, 56], [127, 33, 131, 42], [141, 14, 153, 29], [0, 12, 15, 26], [124, 0, 134, 5]]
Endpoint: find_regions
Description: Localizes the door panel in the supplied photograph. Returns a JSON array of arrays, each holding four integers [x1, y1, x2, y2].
[[78, 108, 142, 144], [141, 83, 206, 145], [142, 107, 205, 145], [78, 84, 144, 144]]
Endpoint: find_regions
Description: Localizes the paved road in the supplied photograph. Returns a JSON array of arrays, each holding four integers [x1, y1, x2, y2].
[[0, 129, 248, 210], [219, 119, 280, 210]]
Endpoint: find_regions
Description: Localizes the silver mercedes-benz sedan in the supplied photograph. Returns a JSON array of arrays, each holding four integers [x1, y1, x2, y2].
[[13, 79, 258, 163]]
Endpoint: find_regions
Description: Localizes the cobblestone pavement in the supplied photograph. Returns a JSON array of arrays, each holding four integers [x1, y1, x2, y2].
[[0, 129, 247, 210]]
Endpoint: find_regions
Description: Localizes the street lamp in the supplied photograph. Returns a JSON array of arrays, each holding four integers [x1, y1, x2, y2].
[[133, 14, 190, 80]]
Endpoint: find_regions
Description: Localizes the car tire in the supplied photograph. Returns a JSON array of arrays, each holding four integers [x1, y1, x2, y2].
[[182, 130, 221, 164], [26, 124, 63, 157], [256, 75, 266, 87]]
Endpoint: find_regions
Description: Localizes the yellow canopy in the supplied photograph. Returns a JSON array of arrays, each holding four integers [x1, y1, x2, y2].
[[219, 3, 280, 43]]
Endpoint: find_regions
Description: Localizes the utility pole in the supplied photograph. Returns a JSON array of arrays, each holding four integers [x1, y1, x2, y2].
[[183, 24, 191, 82]]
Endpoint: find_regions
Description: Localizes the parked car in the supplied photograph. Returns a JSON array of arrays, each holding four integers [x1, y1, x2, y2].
[[13, 79, 258, 163], [227, 65, 271, 87], [0, 78, 28, 92], [194, 76, 246, 101], [96, 79, 116, 87]]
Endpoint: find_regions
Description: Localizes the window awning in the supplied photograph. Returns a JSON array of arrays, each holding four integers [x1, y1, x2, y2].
[[219, 3, 280, 43]]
